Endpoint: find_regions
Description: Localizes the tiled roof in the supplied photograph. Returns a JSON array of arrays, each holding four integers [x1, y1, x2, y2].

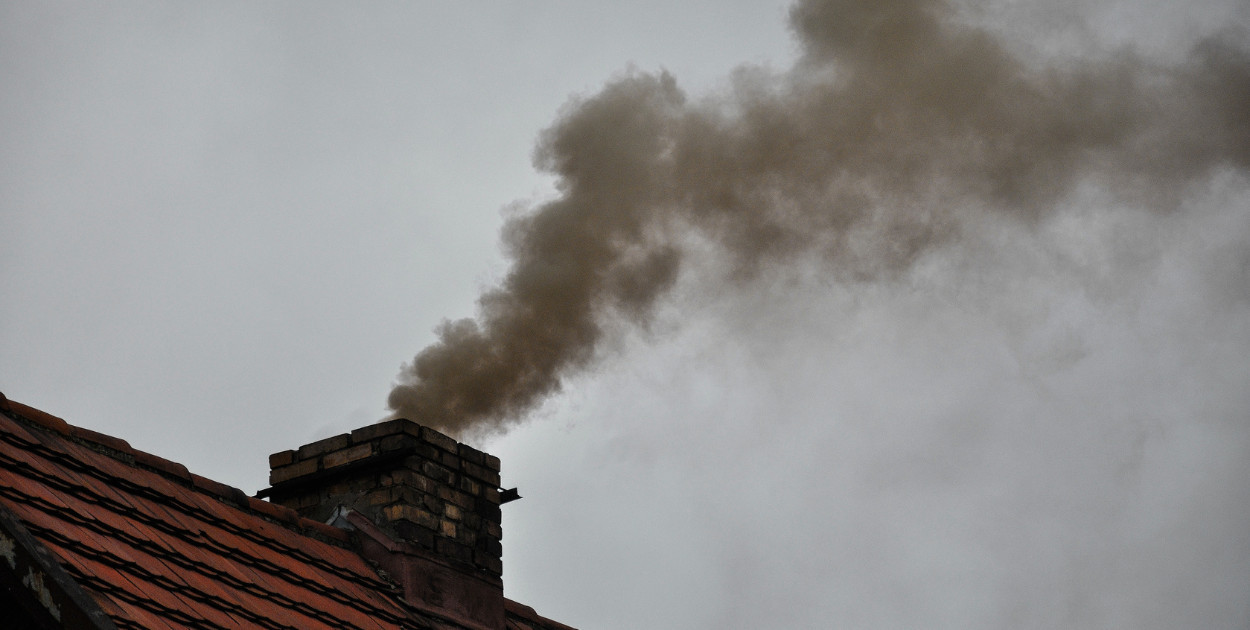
[[0, 397, 416, 629], [0, 396, 577, 630]]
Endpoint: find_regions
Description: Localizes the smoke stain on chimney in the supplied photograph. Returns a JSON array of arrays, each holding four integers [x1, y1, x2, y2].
[[389, 0, 1250, 436]]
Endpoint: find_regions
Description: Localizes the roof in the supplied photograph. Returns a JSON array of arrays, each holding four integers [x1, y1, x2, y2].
[[0, 395, 575, 630]]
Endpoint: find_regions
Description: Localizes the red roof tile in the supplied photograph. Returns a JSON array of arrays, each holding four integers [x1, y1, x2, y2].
[[0, 400, 413, 629], [0, 397, 577, 630]]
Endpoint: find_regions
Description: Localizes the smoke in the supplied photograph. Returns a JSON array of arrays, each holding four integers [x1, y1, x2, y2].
[[389, 0, 1250, 435]]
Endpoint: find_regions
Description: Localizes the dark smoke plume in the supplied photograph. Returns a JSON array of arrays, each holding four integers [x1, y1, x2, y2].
[[390, 0, 1250, 436]]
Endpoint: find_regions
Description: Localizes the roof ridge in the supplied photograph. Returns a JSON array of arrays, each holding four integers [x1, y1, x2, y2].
[[0, 398, 352, 542]]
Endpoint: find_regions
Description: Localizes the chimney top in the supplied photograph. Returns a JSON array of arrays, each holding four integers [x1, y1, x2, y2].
[[259, 419, 509, 628]]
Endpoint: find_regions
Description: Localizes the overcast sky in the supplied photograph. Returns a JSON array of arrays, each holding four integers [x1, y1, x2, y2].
[[3, 1, 1249, 628]]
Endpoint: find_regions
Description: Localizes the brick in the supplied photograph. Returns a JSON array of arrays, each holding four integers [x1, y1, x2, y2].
[[296, 434, 350, 461], [268, 450, 296, 468], [378, 433, 420, 453], [421, 427, 458, 453], [322, 443, 374, 468], [422, 492, 444, 513], [483, 454, 500, 472], [484, 521, 502, 541], [458, 476, 481, 496], [440, 519, 457, 538], [269, 458, 318, 485], [397, 486, 425, 505], [366, 489, 395, 506], [444, 504, 462, 521], [483, 487, 500, 505], [439, 451, 461, 470], [384, 504, 439, 531], [406, 475, 436, 495], [388, 469, 433, 493], [350, 418, 422, 444], [457, 444, 486, 466], [461, 461, 501, 487], [422, 461, 451, 482], [438, 486, 476, 510]]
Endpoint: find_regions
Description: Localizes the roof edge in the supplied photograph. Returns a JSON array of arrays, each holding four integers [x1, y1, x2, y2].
[[0, 395, 351, 547], [504, 598, 580, 630]]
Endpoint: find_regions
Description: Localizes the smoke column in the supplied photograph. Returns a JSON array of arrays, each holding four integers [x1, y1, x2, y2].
[[389, 0, 1249, 435]]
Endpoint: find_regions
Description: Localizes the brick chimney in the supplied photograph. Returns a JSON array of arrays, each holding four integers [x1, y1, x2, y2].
[[259, 419, 508, 629]]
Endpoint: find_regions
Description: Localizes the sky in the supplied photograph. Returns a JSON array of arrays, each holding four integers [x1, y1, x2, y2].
[[2, 1, 1249, 628]]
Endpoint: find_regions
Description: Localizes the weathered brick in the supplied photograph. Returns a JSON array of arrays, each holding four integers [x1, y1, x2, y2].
[[422, 461, 451, 482], [350, 418, 422, 444], [366, 488, 397, 507], [384, 504, 439, 530], [439, 519, 457, 538], [458, 476, 481, 496], [484, 521, 502, 541], [269, 458, 318, 485], [461, 461, 500, 487], [421, 492, 443, 513], [378, 433, 420, 453], [372, 487, 422, 507], [399, 486, 426, 505], [296, 434, 350, 461], [482, 454, 500, 473], [268, 450, 296, 468], [457, 444, 486, 466], [421, 427, 458, 453], [322, 443, 374, 469], [439, 450, 461, 470], [271, 413, 520, 574], [388, 469, 433, 493], [444, 504, 462, 521], [438, 486, 476, 510]]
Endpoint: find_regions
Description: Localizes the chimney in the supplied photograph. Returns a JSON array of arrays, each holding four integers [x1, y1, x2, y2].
[[258, 419, 507, 629]]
